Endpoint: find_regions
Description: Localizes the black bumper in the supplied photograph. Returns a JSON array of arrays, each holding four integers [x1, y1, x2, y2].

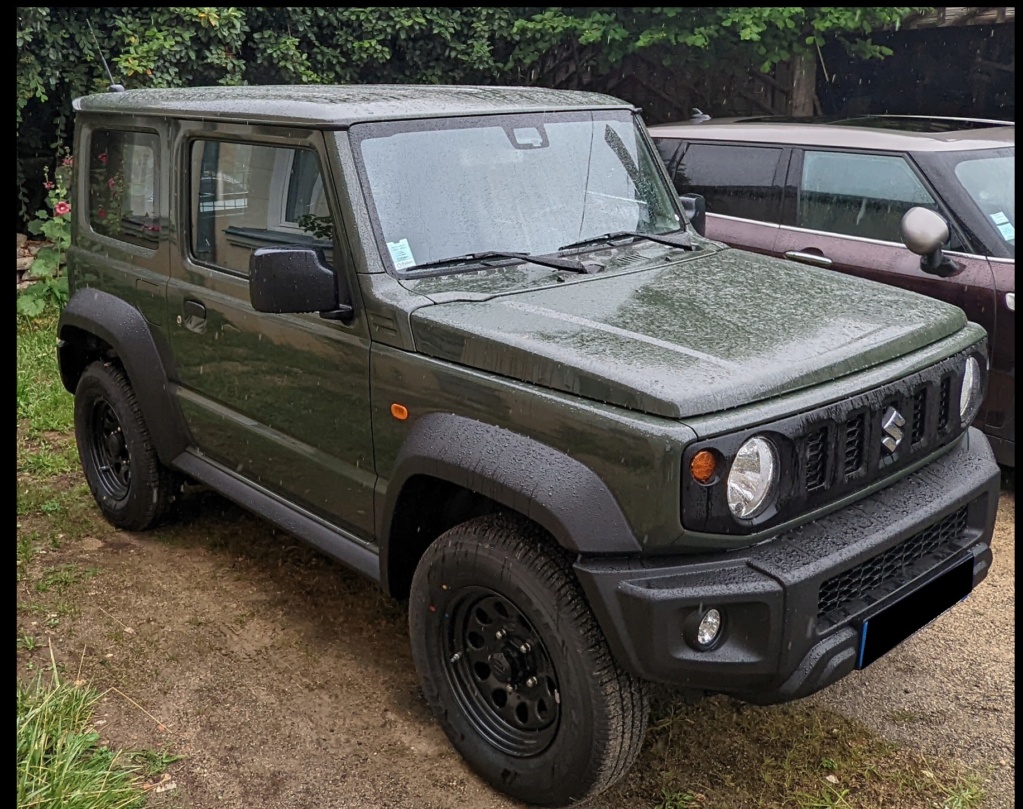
[[574, 428, 1000, 703]]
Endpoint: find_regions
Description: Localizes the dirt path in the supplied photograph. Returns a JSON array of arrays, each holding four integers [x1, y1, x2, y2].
[[20, 486, 1014, 808]]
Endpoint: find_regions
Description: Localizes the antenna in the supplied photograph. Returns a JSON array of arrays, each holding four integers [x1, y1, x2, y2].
[[85, 18, 124, 93]]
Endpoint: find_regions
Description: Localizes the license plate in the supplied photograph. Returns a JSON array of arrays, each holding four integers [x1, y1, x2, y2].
[[856, 554, 974, 669]]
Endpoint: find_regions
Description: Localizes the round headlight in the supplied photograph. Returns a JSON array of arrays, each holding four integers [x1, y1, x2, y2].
[[726, 436, 778, 519], [960, 356, 981, 425]]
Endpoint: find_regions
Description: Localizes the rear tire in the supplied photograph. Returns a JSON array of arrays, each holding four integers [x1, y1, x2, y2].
[[74, 361, 178, 531], [409, 514, 649, 806]]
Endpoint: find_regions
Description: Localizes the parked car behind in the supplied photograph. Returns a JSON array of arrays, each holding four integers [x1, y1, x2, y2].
[[649, 115, 1015, 466]]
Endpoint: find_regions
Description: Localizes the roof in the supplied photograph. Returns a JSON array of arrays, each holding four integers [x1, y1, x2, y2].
[[73, 84, 635, 127], [647, 117, 1016, 152]]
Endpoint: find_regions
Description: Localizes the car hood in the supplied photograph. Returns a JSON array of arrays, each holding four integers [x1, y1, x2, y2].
[[408, 248, 967, 419]]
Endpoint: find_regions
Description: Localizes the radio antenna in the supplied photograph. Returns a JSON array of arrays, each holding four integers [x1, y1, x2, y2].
[[85, 18, 124, 93]]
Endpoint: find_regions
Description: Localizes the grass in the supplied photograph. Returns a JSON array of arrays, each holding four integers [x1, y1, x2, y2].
[[17, 656, 148, 809], [17, 312, 74, 435]]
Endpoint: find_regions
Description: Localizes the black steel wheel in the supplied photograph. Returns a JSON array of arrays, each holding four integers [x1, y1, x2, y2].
[[84, 398, 132, 501], [409, 514, 649, 807], [445, 588, 561, 756], [74, 362, 177, 530]]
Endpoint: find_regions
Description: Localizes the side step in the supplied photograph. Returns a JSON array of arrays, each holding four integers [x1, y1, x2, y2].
[[172, 451, 381, 583]]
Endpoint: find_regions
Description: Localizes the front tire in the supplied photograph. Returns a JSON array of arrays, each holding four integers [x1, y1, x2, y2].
[[409, 514, 648, 806], [74, 361, 177, 531]]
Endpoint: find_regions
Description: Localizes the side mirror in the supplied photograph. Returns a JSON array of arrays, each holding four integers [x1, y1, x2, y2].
[[249, 246, 353, 321], [679, 193, 706, 237], [900, 207, 960, 277]]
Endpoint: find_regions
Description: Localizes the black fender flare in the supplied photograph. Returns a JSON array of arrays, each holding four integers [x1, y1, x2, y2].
[[379, 413, 642, 581], [57, 288, 190, 464]]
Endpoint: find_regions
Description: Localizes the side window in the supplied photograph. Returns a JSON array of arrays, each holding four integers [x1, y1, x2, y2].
[[797, 151, 955, 246], [190, 140, 333, 274], [88, 130, 160, 247], [674, 143, 783, 223], [654, 138, 681, 171]]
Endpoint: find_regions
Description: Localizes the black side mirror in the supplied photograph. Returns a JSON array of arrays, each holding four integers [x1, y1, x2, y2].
[[900, 207, 960, 278], [249, 246, 353, 322], [679, 193, 706, 237]]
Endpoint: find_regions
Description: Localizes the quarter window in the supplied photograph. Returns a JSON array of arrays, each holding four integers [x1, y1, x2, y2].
[[190, 140, 333, 274], [88, 130, 159, 247], [797, 151, 942, 244], [674, 143, 783, 223]]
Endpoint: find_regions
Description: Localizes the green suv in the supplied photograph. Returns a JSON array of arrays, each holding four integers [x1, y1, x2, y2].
[[59, 85, 999, 806]]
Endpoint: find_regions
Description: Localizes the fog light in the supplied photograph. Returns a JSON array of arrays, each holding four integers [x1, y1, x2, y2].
[[697, 609, 722, 647]]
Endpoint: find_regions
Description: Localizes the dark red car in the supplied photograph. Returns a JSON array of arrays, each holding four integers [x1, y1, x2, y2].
[[649, 115, 1015, 466]]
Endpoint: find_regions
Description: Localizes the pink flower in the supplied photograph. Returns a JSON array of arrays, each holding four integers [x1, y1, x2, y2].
[[62, 156, 74, 167], [98, 152, 108, 165], [108, 177, 116, 189], [54, 201, 71, 216], [43, 181, 55, 190], [97, 208, 107, 219]]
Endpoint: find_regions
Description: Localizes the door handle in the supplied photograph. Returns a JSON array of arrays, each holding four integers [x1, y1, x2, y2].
[[784, 250, 833, 267], [183, 299, 207, 321]]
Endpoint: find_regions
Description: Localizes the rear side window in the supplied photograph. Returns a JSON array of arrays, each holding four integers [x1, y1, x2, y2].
[[674, 143, 783, 223], [190, 140, 333, 274], [798, 151, 940, 244], [88, 130, 160, 248]]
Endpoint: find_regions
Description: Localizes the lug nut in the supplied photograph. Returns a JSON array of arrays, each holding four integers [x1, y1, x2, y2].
[[449, 652, 462, 663], [495, 630, 505, 639], [518, 642, 531, 654], [505, 684, 514, 692], [525, 676, 538, 688]]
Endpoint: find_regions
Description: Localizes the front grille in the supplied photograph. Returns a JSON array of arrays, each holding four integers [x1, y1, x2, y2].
[[843, 414, 865, 475], [799, 357, 965, 505], [805, 428, 828, 492], [938, 376, 951, 430], [911, 387, 927, 444], [817, 506, 969, 620]]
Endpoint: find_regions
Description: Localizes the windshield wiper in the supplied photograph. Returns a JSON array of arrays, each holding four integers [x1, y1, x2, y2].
[[409, 250, 596, 274], [558, 230, 695, 253]]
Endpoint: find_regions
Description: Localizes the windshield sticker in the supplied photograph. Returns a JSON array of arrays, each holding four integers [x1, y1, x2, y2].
[[990, 212, 1015, 241], [387, 238, 416, 270]]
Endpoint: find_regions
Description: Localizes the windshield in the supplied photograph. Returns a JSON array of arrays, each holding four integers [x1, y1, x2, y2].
[[952, 150, 1015, 254], [351, 110, 682, 274]]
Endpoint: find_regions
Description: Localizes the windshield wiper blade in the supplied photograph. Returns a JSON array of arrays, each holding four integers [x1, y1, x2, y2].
[[410, 250, 594, 274], [558, 230, 695, 253]]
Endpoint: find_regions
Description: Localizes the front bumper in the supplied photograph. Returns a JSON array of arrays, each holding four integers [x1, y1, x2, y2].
[[574, 428, 1000, 703]]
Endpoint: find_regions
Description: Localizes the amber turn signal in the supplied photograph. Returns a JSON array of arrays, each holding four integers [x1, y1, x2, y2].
[[690, 449, 717, 484], [390, 403, 409, 420]]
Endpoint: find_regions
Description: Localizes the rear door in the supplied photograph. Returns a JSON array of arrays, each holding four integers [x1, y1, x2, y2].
[[662, 139, 788, 256]]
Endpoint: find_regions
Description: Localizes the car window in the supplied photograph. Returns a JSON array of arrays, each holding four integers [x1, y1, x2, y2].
[[954, 155, 1015, 249], [654, 138, 681, 170], [88, 129, 160, 248], [190, 140, 333, 274], [674, 143, 783, 223], [797, 151, 946, 245]]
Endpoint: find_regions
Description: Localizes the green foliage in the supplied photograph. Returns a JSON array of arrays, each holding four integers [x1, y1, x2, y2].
[[20, 151, 72, 317], [509, 8, 926, 76], [17, 666, 148, 809]]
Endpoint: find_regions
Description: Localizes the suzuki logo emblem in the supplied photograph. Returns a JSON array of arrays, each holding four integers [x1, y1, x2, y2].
[[881, 406, 905, 454]]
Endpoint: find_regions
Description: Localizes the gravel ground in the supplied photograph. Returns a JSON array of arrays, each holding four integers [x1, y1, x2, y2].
[[811, 487, 1015, 808]]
